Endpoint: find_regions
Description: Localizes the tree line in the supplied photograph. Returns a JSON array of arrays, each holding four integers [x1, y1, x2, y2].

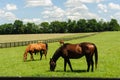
[[0, 18, 120, 34]]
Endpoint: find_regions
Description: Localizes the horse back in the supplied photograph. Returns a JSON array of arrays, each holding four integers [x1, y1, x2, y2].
[[37, 43, 47, 50], [66, 44, 82, 53], [26, 44, 42, 52], [61, 43, 83, 58], [80, 42, 95, 54]]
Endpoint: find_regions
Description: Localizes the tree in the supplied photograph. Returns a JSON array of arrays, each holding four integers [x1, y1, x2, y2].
[[0, 23, 13, 34], [109, 19, 120, 31], [77, 19, 87, 32], [13, 20, 24, 34], [49, 21, 67, 33], [4, 23, 13, 34], [86, 19, 98, 32], [59, 21, 67, 33], [40, 22, 50, 33], [97, 19, 105, 31], [0, 18, 120, 34], [67, 19, 77, 33], [25, 22, 39, 34]]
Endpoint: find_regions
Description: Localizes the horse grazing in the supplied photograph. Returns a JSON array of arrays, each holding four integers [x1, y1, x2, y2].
[[49, 42, 98, 72], [23, 42, 48, 62]]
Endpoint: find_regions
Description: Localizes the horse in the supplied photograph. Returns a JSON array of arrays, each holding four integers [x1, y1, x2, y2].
[[59, 40, 64, 45], [49, 42, 98, 72], [23, 42, 48, 62]]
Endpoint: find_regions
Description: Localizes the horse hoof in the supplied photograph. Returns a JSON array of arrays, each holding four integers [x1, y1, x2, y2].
[[31, 59, 34, 61], [23, 60, 26, 62], [64, 70, 66, 72], [87, 70, 89, 72]]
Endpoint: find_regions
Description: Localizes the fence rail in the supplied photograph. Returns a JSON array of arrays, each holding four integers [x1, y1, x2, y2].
[[0, 33, 97, 48]]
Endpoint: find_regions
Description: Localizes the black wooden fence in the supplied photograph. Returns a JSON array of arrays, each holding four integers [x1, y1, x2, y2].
[[0, 33, 97, 48]]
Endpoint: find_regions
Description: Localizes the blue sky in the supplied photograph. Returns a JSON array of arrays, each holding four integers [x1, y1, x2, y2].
[[0, 0, 120, 25]]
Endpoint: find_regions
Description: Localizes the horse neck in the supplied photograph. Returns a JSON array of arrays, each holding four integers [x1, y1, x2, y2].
[[52, 49, 61, 62]]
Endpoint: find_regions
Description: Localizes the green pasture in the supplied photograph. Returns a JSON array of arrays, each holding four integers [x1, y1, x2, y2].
[[0, 31, 120, 78]]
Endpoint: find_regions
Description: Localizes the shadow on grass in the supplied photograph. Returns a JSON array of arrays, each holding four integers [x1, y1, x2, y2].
[[47, 69, 87, 73], [23, 59, 41, 62]]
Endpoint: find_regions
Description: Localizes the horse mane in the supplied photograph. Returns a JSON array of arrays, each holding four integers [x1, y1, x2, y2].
[[62, 43, 71, 46], [51, 43, 70, 62], [61, 43, 71, 48], [51, 47, 62, 62], [51, 43, 74, 62]]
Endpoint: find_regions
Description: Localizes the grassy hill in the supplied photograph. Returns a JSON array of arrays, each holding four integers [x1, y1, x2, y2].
[[0, 31, 120, 78]]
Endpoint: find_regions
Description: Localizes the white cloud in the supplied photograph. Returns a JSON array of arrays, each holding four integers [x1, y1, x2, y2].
[[25, 0, 53, 7], [108, 2, 120, 10], [0, 8, 17, 20], [42, 6, 65, 21], [23, 18, 41, 24], [114, 12, 120, 17], [65, 0, 88, 8], [79, 0, 104, 3], [111, 12, 120, 20], [111, 12, 120, 23], [64, 0, 100, 21], [1, 0, 120, 25], [65, 0, 104, 5], [5, 12, 17, 20], [5, 4, 17, 10], [66, 12, 100, 20], [98, 4, 107, 13], [39, 0, 104, 22], [0, 9, 5, 18], [0, 9, 5, 14]]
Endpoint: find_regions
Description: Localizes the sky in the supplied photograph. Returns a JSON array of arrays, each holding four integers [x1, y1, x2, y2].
[[0, 0, 120, 25]]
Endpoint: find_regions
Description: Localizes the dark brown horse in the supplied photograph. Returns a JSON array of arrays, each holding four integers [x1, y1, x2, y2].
[[23, 42, 48, 62], [49, 42, 98, 72]]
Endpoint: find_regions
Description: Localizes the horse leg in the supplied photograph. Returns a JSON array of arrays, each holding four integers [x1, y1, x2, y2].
[[30, 53, 34, 61], [85, 55, 91, 72], [40, 50, 43, 60], [44, 50, 47, 59], [66, 59, 73, 72], [35, 52, 36, 55], [64, 59, 67, 71], [91, 55, 94, 72]]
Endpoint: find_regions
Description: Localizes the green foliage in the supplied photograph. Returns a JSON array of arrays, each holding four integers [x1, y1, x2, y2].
[[109, 19, 120, 31], [0, 31, 120, 77], [13, 20, 24, 34], [0, 19, 120, 34], [40, 22, 50, 33]]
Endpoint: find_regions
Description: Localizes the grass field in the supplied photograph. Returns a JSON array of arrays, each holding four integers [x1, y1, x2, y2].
[[0, 31, 120, 78]]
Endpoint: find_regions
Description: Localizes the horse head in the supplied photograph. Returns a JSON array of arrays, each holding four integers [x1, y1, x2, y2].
[[49, 58, 56, 71], [23, 51, 27, 62]]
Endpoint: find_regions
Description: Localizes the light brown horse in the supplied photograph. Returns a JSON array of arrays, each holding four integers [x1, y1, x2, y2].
[[23, 42, 48, 62], [59, 40, 64, 45], [50, 42, 98, 72]]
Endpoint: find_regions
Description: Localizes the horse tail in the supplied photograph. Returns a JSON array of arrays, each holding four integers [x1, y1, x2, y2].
[[45, 43, 48, 50], [94, 44, 98, 69]]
